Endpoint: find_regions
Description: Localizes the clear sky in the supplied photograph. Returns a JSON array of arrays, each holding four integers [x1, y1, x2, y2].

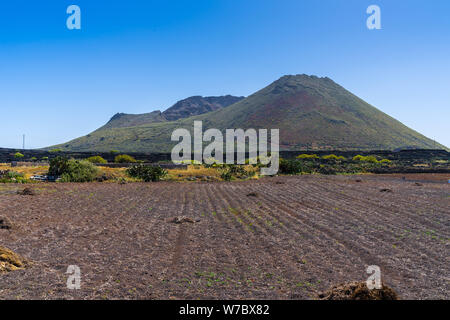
[[1, 0, 449, 149]]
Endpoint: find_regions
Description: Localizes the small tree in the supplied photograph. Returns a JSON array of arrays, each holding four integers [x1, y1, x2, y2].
[[48, 157, 99, 182], [14, 152, 24, 159], [60, 160, 99, 182], [48, 156, 70, 176], [126, 164, 167, 182]]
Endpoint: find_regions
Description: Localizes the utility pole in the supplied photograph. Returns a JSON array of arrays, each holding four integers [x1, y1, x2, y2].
[[23, 134, 25, 150]]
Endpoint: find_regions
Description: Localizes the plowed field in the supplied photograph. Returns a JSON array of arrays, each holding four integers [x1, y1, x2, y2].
[[0, 174, 448, 299]]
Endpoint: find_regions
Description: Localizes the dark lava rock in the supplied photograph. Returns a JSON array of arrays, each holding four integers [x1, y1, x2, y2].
[[17, 187, 35, 196]]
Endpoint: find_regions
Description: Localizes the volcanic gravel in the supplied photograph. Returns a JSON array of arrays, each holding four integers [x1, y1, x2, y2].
[[0, 174, 448, 299]]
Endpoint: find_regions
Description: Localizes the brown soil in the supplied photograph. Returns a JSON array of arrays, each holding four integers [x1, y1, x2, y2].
[[0, 173, 448, 299], [377, 173, 450, 183], [317, 282, 399, 300]]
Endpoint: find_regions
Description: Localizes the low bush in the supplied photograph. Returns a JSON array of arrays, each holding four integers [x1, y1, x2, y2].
[[227, 164, 247, 176], [48, 156, 70, 176], [353, 155, 379, 163], [14, 152, 24, 159], [126, 164, 167, 182], [279, 159, 303, 174], [317, 165, 337, 175], [296, 154, 319, 159], [114, 154, 137, 163], [219, 164, 252, 181], [322, 154, 345, 161], [0, 171, 27, 183], [49, 157, 99, 182], [203, 159, 223, 168], [86, 156, 107, 164], [220, 170, 233, 181], [60, 160, 99, 182]]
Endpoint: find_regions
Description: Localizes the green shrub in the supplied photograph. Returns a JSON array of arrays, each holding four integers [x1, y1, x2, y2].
[[279, 159, 303, 174], [86, 156, 107, 164], [296, 154, 319, 159], [365, 156, 379, 163], [14, 152, 24, 159], [110, 150, 119, 154], [219, 165, 250, 180], [60, 160, 99, 182], [126, 164, 167, 182], [114, 154, 137, 163], [322, 154, 345, 161], [220, 170, 233, 181], [0, 171, 27, 183], [49, 149, 62, 153], [31, 157, 37, 161], [49, 157, 99, 182], [48, 156, 70, 176], [353, 155, 378, 163], [42, 156, 49, 161], [379, 159, 391, 164], [317, 165, 337, 175]]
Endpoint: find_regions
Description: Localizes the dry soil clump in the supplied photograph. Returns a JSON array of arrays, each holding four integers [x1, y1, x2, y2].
[[317, 282, 399, 300], [0, 216, 13, 230], [17, 187, 36, 196], [168, 216, 198, 224], [0, 246, 28, 273]]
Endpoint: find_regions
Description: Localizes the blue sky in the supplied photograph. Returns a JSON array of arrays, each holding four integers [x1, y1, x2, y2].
[[0, 0, 449, 149]]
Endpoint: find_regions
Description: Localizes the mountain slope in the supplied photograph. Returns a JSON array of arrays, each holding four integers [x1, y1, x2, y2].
[[99, 111, 166, 129], [162, 95, 245, 121], [50, 75, 447, 152], [98, 95, 245, 130]]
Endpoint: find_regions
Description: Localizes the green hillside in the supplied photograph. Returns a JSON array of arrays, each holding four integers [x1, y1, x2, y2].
[[49, 75, 447, 152]]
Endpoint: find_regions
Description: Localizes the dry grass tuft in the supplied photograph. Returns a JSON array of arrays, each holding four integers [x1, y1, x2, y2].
[[317, 282, 399, 300], [0, 246, 29, 273]]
